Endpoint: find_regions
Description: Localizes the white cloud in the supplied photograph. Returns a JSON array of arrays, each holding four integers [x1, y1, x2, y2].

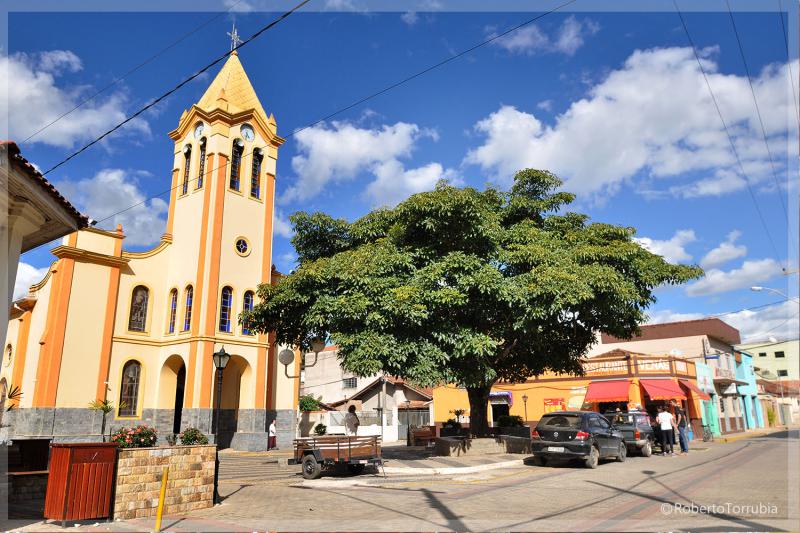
[[634, 229, 697, 264], [465, 47, 796, 199], [646, 309, 705, 325], [490, 16, 599, 56], [13, 262, 50, 299], [274, 209, 293, 239], [223, 0, 254, 12], [1, 50, 150, 148], [686, 258, 784, 296], [700, 230, 747, 269], [401, 11, 419, 25], [56, 169, 167, 247], [276, 251, 298, 273], [536, 99, 553, 112], [282, 120, 449, 205]]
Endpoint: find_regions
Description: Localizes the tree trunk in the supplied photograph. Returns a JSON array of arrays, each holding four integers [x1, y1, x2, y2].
[[466, 384, 494, 437]]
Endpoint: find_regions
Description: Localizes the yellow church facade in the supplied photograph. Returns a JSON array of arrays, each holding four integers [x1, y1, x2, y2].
[[2, 52, 298, 450]]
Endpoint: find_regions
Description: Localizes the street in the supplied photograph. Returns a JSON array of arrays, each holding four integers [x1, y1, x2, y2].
[[180, 430, 799, 531]]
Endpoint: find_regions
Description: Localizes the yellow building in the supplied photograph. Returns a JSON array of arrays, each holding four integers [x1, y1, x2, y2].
[[2, 52, 298, 450]]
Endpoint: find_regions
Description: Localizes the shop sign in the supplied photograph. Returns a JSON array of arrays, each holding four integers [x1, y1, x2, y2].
[[585, 359, 628, 376], [674, 360, 689, 374], [697, 373, 714, 393], [543, 398, 566, 413], [638, 359, 671, 374], [714, 366, 735, 380]]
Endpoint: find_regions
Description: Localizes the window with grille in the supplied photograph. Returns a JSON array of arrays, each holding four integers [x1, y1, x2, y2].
[[230, 141, 243, 190], [775, 351, 785, 358], [778, 370, 788, 377], [343, 377, 357, 389], [183, 286, 193, 331], [182, 146, 191, 195], [119, 361, 141, 417], [759, 352, 767, 357], [250, 152, 262, 199], [168, 289, 178, 334], [242, 291, 255, 335], [219, 286, 233, 333], [128, 286, 149, 332], [197, 139, 206, 188]]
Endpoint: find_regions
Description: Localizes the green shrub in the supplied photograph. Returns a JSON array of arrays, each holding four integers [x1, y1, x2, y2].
[[299, 394, 321, 412], [767, 407, 776, 426], [443, 418, 462, 429], [111, 425, 157, 448], [179, 427, 209, 445], [314, 423, 327, 435], [497, 415, 524, 427]]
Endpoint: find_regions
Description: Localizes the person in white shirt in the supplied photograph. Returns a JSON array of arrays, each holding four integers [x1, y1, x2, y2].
[[344, 405, 360, 436], [656, 406, 675, 456], [268, 419, 277, 450]]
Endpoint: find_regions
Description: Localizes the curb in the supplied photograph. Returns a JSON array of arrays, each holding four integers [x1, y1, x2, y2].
[[715, 427, 787, 443], [381, 458, 525, 476]]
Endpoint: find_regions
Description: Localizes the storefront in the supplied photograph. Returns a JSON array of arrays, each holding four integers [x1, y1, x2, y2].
[[432, 350, 709, 438], [695, 362, 721, 436]]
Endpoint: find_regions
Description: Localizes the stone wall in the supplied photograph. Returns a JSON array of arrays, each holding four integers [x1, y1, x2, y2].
[[435, 436, 532, 456], [113, 445, 215, 520]]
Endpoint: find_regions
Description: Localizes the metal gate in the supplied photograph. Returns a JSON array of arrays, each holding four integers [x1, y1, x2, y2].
[[398, 409, 430, 440]]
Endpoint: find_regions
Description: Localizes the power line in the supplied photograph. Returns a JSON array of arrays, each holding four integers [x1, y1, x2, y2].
[[21, 0, 249, 145], [40, 0, 313, 177], [724, 0, 795, 258], [673, 0, 786, 271], [86, 0, 578, 227], [777, 0, 800, 129]]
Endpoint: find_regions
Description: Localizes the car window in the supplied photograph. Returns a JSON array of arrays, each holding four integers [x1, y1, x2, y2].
[[595, 416, 611, 429], [538, 415, 582, 429], [636, 415, 651, 428], [587, 417, 602, 429], [608, 413, 633, 425]]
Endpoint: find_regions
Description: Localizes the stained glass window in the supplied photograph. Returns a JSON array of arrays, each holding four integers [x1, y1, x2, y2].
[[219, 286, 233, 333], [168, 289, 178, 334], [128, 286, 149, 332], [119, 361, 141, 417], [183, 286, 193, 332]]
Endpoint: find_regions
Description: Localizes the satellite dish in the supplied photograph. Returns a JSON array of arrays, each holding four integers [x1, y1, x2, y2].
[[278, 348, 295, 366]]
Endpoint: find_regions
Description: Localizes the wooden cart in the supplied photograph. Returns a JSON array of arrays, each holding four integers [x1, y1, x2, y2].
[[291, 435, 384, 479]]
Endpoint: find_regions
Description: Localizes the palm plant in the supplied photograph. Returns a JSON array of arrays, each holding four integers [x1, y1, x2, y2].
[[89, 399, 126, 442]]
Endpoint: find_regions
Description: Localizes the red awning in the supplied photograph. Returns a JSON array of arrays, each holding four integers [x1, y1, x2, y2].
[[584, 380, 631, 402], [679, 379, 712, 401], [640, 379, 687, 400]]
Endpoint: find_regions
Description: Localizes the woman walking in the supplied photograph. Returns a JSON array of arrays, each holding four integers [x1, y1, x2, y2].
[[656, 405, 676, 456]]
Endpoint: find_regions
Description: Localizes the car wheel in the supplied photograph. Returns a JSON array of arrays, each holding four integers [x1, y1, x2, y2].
[[302, 455, 322, 480], [584, 446, 599, 469], [532, 456, 547, 467], [616, 442, 627, 462], [641, 441, 652, 457]]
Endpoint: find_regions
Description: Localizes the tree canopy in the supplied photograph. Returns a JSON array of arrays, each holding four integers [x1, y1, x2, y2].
[[243, 169, 702, 434]]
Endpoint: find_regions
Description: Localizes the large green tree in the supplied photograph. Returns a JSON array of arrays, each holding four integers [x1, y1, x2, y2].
[[244, 169, 702, 435]]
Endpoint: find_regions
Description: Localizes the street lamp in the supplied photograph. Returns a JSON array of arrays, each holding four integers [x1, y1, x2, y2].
[[522, 394, 529, 424], [751, 286, 800, 303], [211, 345, 230, 506]]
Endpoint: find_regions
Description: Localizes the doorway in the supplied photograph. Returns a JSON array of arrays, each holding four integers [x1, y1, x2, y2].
[[173, 364, 186, 434], [491, 402, 510, 425]]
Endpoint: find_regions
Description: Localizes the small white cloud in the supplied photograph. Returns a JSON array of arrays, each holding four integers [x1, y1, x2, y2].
[[401, 11, 419, 25], [223, 0, 254, 12], [56, 169, 167, 247], [686, 258, 784, 297], [276, 251, 298, 273], [490, 16, 599, 57], [364, 160, 458, 207], [274, 209, 293, 239], [13, 262, 50, 299], [646, 309, 705, 324], [700, 231, 747, 269], [536, 99, 553, 112], [1, 50, 150, 148], [634, 229, 697, 264]]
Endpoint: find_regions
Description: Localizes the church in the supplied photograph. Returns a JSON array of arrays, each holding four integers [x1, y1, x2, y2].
[[2, 51, 298, 451]]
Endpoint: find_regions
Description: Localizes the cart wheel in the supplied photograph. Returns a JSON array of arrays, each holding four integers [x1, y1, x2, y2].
[[302, 455, 322, 480], [347, 464, 366, 475]]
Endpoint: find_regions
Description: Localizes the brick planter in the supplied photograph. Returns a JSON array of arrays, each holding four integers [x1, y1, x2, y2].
[[113, 445, 216, 520]]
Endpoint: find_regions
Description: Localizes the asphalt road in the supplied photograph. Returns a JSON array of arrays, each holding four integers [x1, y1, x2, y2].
[[185, 429, 799, 531]]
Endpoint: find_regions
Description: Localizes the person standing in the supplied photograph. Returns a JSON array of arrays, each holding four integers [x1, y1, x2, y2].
[[672, 400, 689, 454], [344, 405, 360, 436], [656, 406, 675, 456], [268, 419, 277, 451]]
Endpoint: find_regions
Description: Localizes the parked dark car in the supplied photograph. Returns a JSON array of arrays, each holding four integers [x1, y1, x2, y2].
[[531, 411, 626, 469], [603, 411, 655, 456]]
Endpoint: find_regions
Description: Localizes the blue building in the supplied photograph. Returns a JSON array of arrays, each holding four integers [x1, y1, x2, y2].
[[695, 361, 722, 436], [736, 351, 764, 429]]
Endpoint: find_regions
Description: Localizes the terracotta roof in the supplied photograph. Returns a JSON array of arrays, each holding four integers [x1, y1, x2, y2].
[[2, 141, 89, 228], [601, 317, 741, 347], [328, 375, 433, 406]]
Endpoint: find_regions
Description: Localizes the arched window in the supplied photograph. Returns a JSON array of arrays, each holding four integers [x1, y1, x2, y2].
[[196, 138, 207, 189], [183, 285, 194, 332], [242, 291, 255, 335], [230, 140, 243, 191], [119, 361, 141, 417], [128, 286, 149, 332], [250, 149, 262, 199], [167, 289, 178, 334], [182, 145, 191, 195], [219, 286, 233, 333]]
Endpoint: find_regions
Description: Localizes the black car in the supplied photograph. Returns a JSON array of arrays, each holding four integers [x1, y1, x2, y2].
[[531, 411, 626, 469], [604, 411, 655, 457]]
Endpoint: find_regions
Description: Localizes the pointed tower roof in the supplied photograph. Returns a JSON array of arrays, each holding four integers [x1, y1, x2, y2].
[[196, 52, 268, 121]]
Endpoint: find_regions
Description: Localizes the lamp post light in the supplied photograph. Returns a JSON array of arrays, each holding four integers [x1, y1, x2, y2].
[[751, 286, 800, 303], [522, 394, 529, 424], [211, 345, 230, 505]]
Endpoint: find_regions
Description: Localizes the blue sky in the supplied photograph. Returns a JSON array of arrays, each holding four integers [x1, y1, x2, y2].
[[5, 5, 798, 342]]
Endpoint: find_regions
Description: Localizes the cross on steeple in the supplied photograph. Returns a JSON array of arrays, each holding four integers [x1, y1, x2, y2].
[[227, 22, 243, 51]]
